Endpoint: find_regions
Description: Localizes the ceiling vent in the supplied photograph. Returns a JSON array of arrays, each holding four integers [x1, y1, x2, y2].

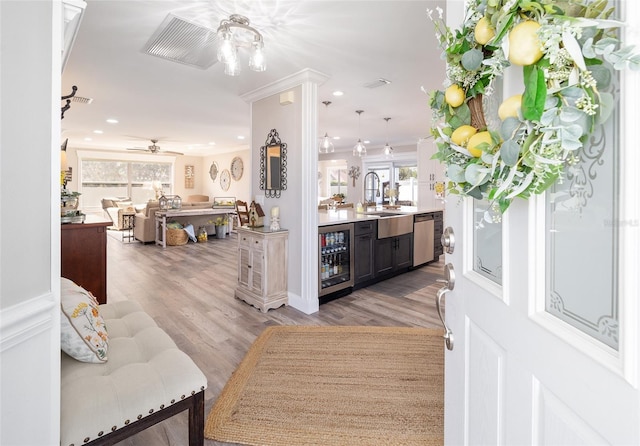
[[142, 13, 218, 69], [364, 78, 392, 89], [72, 96, 93, 104]]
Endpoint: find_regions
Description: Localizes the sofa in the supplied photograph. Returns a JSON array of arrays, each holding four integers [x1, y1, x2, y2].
[[134, 201, 222, 243], [101, 197, 142, 230], [60, 278, 207, 446]]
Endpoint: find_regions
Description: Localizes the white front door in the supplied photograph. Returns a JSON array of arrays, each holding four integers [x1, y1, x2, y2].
[[441, 1, 640, 444]]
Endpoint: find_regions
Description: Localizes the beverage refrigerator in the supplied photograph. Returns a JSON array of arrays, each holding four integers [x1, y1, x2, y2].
[[318, 223, 354, 298]]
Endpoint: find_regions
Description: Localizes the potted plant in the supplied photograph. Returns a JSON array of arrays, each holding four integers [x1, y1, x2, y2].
[[332, 193, 345, 203], [213, 216, 229, 239]]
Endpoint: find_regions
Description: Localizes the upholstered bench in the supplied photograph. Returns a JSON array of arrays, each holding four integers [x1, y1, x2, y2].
[[60, 280, 207, 446]]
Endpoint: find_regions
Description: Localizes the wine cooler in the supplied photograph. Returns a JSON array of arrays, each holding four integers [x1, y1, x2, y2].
[[318, 223, 354, 297]]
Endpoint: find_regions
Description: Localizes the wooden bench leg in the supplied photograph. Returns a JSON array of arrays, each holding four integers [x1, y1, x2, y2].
[[189, 389, 205, 446]]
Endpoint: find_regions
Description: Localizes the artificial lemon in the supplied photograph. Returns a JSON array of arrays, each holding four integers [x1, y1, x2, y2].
[[498, 94, 523, 120], [508, 21, 543, 66], [467, 131, 492, 157], [445, 84, 465, 108], [474, 17, 495, 45], [451, 125, 478, 146]]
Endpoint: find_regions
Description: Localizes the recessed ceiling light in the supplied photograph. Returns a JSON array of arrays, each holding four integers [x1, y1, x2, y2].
[[332, 91, 344, 96], [237, 136, 245, 140], [93, 130, 103, 134], [106, 119, 118, 124], [364, 140, 370, 144], [208, 141, 216, 146], [84, 137, 92, 141], [332, 136, 340, 140]]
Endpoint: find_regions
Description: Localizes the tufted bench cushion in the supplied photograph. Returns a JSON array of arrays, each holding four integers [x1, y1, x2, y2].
[[60, 300, 207, 446]]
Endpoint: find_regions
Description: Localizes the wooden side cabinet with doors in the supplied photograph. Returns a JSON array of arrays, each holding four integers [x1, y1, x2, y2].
[[61, 216, 111, 304], [235, 227, 288, 313]]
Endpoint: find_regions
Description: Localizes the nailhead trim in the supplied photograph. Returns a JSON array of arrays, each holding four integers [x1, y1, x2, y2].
[[73, 392, 207, 445]]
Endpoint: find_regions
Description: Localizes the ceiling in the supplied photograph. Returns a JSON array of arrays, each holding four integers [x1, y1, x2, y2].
[[61, 0, 446, 157]]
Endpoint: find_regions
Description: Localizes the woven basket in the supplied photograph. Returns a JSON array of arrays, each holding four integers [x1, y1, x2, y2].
[[166, 228, 188, 246]]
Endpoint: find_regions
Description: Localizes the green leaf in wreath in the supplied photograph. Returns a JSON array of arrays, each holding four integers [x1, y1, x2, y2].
[[500, 117, 521, 140], [461, 48, 484, 71], [467, 186, 484, 200], [597, 92, 614, 125], [464, 163, 490, 186], [522, 64, 546, 121], [500, 140, 521, 166], [447, 164, 466, 183]]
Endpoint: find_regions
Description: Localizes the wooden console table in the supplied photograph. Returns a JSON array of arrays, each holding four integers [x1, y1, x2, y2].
[[155, 208, 235, 248], [61, 215, 111, 304]]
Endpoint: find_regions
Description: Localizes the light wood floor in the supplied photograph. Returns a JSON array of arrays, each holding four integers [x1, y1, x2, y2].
[[106, 230, 445, 446]]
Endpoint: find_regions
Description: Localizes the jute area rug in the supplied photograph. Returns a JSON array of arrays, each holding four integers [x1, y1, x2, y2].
[[205, 325, 444, 446]]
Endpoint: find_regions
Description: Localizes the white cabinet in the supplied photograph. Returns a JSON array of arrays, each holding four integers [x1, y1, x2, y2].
[[417, 137, 445, 210], [235, 227, 288, 312]]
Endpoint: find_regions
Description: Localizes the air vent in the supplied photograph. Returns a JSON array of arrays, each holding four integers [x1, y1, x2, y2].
[[72, 96, 93, 104], [142, 13, 218, 69], [364, 78, 392, 89]]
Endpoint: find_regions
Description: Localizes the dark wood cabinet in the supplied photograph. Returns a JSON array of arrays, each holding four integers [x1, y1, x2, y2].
[[433, 211, 444, 258], [354, 221, 376, 287], [375, 233, 413, 278], [61, 216, 111, 304]]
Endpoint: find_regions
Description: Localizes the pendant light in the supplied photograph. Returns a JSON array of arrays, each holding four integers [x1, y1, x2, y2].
[[353, 110, 366, 157], [383, 117, 394, 157], [318, 101, 335, 154]]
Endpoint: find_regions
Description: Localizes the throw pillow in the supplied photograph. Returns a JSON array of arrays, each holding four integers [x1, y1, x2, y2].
[[60, 278, 109, 363], [116, 201, 134, 209]]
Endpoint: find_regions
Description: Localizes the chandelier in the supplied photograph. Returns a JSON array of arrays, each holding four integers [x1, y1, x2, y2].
[[353, 110, 366, 157], [318, 101, 335, 154], [216, 14, 265, 76]]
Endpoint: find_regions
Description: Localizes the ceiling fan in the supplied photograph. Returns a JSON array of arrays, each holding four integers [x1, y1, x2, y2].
[[127, 139, 183, 155]]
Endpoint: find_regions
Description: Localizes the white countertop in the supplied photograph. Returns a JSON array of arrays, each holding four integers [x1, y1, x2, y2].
[[318, 206, 443, 227]]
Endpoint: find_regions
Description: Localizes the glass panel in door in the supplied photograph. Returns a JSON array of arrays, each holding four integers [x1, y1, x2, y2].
[[545, 71, 620, 350], [472, 200, 503, 285]]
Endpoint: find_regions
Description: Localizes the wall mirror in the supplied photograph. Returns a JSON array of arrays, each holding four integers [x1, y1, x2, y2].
[[260, 128, 287, 198]]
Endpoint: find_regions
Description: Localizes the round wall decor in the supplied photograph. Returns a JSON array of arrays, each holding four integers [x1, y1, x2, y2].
[[209, 161, 219, 182], [231, 156, 244, 181], [220, 169, 231, 191]]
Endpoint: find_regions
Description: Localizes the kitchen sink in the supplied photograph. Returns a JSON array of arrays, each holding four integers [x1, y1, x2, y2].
[[375, 214, 413, 238], [363, 211, 404, 217]]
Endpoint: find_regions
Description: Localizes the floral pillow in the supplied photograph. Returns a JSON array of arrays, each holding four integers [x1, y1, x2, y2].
[[60, 278, 108, 363]]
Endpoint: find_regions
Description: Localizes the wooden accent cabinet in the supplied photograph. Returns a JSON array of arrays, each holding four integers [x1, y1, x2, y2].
[[61, 216, 111, 304], [235, 227, 288, 313]]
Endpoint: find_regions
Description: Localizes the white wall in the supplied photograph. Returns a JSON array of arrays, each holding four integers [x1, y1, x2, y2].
[[244, 69, 327, 314], [0, 1, 62, 444], [251, 86, 305, 307]]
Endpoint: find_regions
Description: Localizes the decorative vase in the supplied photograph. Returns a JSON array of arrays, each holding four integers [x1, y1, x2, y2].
[[215, 225, 226, 239], [197, 226, 208, 243]]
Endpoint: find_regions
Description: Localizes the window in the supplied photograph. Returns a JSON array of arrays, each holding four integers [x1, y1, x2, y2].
[[365, 159, 418, 206], [80, 158, 172, 209], [328, 166, 348, 198]]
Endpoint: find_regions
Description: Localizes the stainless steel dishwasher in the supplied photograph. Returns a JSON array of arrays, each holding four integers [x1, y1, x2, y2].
[[413, 214, 434, 266]]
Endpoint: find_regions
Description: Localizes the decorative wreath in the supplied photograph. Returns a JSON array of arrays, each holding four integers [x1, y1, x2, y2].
[[428, 0, 639, 221]]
